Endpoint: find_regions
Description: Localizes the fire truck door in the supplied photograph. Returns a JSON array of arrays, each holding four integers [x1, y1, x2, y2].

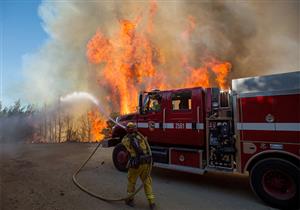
[[137, 94, 163, 144], [163, 89, 204, 147]]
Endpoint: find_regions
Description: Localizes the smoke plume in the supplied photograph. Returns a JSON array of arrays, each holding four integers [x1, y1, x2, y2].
[[21, 0, 299, 112]]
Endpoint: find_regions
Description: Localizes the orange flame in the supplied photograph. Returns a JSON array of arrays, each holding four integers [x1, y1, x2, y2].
[[86, 31, 111, 64], [210, 60, 232, 90], [87, 13, 162, 114], [182, 56, 232, 90], [88, 111, 107, 142]]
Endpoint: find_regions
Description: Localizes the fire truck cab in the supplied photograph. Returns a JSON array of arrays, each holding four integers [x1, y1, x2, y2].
[[103, 71, 300, 209]]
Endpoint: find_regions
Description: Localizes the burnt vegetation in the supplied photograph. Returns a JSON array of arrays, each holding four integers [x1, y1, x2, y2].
[[0, 100, 114, 143]]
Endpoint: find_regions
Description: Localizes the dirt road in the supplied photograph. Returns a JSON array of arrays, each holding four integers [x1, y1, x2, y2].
[[0, 143, 276, 210]]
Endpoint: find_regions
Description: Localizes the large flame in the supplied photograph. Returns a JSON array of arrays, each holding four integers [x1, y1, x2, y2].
[[86, 0, 231, 139], [88, 110, 107, 141], [86, 15, 162, 114]]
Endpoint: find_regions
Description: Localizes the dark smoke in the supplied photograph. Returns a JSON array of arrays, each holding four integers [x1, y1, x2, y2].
[[178, 1, 299, 79], [18, 0, 299, 107]]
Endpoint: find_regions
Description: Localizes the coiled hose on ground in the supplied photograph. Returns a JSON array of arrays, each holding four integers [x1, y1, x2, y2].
[[72, 139, 153, 202]]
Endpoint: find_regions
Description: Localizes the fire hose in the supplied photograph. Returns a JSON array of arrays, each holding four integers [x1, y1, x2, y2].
[[72, 139, 153, 202]]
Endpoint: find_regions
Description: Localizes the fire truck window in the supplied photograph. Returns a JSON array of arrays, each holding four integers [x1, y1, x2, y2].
[[145, 94, 161, 112], [149, 98, 161, 112], [171, 91, 192, 111]]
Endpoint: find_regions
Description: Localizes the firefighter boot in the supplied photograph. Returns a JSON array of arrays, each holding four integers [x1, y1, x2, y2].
[[125, 198, 135, 207]]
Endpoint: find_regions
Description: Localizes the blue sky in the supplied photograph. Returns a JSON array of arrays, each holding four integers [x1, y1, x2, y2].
[[1, 0, 47, 107]]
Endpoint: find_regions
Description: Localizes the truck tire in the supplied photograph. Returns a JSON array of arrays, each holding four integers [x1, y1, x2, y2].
[[112, 143, 129, 172], [250, 158, 299, 210]]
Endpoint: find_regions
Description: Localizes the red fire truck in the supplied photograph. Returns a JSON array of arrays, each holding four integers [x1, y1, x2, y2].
[[103, 71, 300, 209]]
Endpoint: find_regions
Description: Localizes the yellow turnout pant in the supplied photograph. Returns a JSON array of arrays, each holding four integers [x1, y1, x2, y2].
[[127, 164, 154, 204]]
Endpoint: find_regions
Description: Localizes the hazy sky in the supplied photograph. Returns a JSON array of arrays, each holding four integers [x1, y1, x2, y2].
[[1, 0, 46, 106]]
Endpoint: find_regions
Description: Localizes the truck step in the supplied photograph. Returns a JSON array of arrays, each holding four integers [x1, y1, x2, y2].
[[154, 163, 206, 175], [151, 147, 169, 164]]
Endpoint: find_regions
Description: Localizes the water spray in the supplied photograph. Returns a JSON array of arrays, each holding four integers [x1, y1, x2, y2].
[[60, 91, 150, 202], [60, 91, 125, 129]]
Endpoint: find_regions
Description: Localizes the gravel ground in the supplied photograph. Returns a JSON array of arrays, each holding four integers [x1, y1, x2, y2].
[[0, 143, 276, 210]]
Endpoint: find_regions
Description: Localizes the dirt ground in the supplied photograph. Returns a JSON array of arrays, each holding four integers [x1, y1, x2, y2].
[[0, 143, 276, 210]]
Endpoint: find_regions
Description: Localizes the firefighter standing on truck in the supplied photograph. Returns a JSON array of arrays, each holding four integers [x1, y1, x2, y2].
[[122, 122, 156, 210]]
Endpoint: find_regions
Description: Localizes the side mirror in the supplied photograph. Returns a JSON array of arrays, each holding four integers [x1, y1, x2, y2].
[[139, 93, 144, 114]]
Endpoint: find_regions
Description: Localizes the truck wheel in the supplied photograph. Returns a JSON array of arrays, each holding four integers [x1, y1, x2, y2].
[[250, 158, 299, 209], [112, 143, 129, 172]]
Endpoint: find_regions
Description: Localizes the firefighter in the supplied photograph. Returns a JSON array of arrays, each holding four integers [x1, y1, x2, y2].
[[122, 122, 156, 210], [149, 94, 161, 112], [150, 99, 160, 112]]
